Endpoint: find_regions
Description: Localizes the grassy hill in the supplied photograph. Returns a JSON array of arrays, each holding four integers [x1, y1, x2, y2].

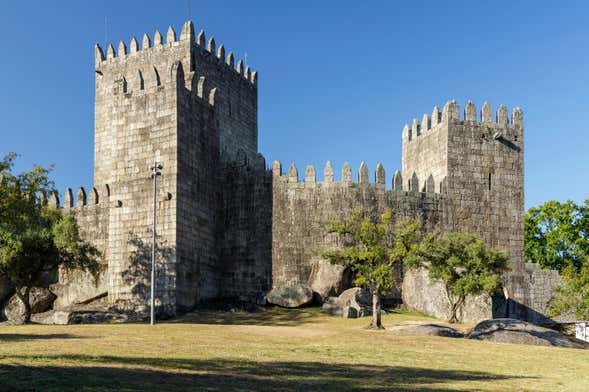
[[0, 308, 587, 391]]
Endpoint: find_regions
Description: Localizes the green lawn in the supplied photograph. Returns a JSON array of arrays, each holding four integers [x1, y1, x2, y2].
[[0, 308, 587, 391]]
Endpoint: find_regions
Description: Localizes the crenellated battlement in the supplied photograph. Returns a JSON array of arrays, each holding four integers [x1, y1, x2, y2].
[[45, 185, 112, 209], [95, 20, 256, 87], [270, 160, 444, 195], [402, 100, 524, 142]]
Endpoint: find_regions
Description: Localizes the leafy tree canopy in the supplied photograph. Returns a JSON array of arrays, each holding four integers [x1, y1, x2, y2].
[[548, 263, 589, 320], [525, 199, 589, 271], [0, 153, 100, 322]]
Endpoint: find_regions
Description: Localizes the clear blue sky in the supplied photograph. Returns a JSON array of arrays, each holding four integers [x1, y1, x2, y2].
[[1, 1, 587, 208]]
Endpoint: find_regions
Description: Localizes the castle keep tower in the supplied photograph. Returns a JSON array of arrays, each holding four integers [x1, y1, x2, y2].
[[91, 20, 259, 313], [402, 100, 524, 264]]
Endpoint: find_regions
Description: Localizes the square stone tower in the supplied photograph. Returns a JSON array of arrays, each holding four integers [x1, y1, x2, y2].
[[93, 21, 258, 314], [402, 100, 524, 265]]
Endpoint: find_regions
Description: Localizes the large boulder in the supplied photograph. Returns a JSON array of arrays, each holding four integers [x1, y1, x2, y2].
[[468, 318, 589, 349], [322, 287, 372, 318], [51, 269, 107, 309], [402, 267, 505, 324], [266, 284, 314, 308], [307, 257, 350, 302], [3, 287, 57, 323], [390, 323, 464, 338]]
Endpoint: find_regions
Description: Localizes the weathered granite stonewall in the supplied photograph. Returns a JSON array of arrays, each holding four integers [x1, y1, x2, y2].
[[38, 19, 562, 323]]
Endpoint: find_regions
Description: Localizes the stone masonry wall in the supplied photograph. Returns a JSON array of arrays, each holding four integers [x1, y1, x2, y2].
[[189, 30, 258, 162], [90, 21, 258, 312], [94, 31, 182, 315], [505, 263, 566, 325], [218, 155, 273, 301], [175, 62, 223, 308], [402, 100, 524, 265], [46, 187, 110, 309], [402, 107, 448, 192], [271, 160, 442, 288]]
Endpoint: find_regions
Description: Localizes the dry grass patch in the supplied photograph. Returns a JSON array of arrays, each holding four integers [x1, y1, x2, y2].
[[0, 308, 587, 391]]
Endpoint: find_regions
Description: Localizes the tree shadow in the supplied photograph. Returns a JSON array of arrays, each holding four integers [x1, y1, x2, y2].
[[0, 333, 87, 342], [117, 233, 176, 317], [0, 353, 531, 392], [169, 307, 325, 327]]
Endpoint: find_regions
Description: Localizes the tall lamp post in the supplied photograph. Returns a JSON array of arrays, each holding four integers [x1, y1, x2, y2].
[[150, 161, 163, 325]]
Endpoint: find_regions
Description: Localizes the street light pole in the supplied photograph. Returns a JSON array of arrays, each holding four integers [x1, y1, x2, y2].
[[150, 161, 162, 325]]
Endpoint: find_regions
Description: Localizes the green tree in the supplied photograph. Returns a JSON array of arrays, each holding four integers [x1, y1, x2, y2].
[[525, 200, 589, 271], [0, 153, 100, 323], [548, 262, 589, 320], [406, 232, 508, 323], [323, 209, 421, 329]]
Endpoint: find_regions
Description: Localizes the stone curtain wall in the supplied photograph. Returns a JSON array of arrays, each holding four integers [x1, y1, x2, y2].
[[270, 161, 442, 288], [506, 264, 566, 324], [47, 187, 110, 309]]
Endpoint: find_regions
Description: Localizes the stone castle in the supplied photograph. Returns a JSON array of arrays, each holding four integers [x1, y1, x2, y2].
[[44, 20, 561, 323]]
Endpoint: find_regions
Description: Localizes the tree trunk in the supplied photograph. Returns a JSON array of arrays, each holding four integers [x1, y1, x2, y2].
[[449, 295, 465, 324], [369, 292, 383, 329], [16, 287, 32, 324]]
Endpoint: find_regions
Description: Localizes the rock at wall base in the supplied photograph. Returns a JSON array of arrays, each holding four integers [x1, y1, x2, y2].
[[308, 257, 350, 302], [50, 270, 107, 310], [3, 288, 57, 323], [390, 323, 464, 338], [322, 287, 373, 318], [402, 268, 500, 324], [468, 318, 589, 349], [266, 284, 314, 308]]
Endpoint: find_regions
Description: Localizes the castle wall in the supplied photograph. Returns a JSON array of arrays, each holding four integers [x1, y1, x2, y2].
[[47, 187, 110, 309], [505, 263, 566, 324], [218, 155, 273, 301], [270, 161, 442, 287]]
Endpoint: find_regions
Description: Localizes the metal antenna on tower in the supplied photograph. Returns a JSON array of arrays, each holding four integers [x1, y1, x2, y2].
[[187, 0, 191, 19], [104, 16, 108, 49]]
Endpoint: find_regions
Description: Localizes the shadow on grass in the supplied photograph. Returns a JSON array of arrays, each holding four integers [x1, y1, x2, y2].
[[169, 307, 325, 327], [0, 333, 87, 342], [0, 353, 531, 392]]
